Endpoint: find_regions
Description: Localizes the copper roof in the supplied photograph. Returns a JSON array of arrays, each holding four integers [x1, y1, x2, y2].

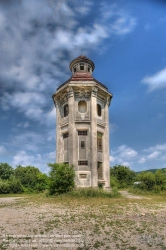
[[56, 73, 108, 91]]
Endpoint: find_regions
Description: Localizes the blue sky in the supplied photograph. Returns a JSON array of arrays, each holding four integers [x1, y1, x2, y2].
[[0, 0, 166, 172]]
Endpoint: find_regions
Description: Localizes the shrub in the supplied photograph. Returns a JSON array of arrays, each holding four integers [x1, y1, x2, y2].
[[66, 187, 120, 198], [155, 170, 166, 190], [0, 181, 10, 194], [110, 176, 119, 188], [137, 172, 156, 190], [8, 178, 24, 193], [48, 163, 75, 195], [0, 178, 23, 194], [35, 173, 50, 192]]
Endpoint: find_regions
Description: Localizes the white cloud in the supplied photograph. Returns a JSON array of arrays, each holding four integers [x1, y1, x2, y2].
[[12, 150, 55, 172], [144, 143, 166, 152], [0, 1, 137, 127], [138, 157, 146, 164], [0, 145, 6, 155], [147, 151, 161, 160], [10, 132, 44, 152], [110, 123, 118, 134], [47, 129, 56, 142], [141, 68, 166, 91], [137, 143, 166, 165], [120, 161, 130, 166], [45, 107, 56, 126], [111, 16, 136, 35], [110, 155, 116, 163], [100, 3, 137, 35], [116, 145, 137, 158], [75, 1, 93, 15], [110, 145, 137, 167]]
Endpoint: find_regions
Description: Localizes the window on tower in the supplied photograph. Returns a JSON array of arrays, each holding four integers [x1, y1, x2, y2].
[[78, 130, 87, 136], [64, 104, 69, 117], [97, 104, 102, 117], [81, 141, 85, 149], [80, 63, 84, 70], [63, 133, 68, 151], [73, 66, 76, 73], [97, 132, 103, 151], [78, 161, 88, 165], [97, 162, 103, 179]]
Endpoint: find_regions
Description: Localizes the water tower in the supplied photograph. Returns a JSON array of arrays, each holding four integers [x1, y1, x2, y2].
[[52, 55, 112, 189]]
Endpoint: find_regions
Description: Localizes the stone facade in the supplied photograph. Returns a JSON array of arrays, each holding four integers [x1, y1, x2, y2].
[[52, 55, 113, 189]]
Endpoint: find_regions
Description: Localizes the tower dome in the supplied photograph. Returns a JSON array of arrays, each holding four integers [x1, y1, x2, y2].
[[69, 55, 95, 75]]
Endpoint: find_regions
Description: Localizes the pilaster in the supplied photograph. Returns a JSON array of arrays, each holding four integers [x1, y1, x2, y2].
[[103, 97, 110, 189], [90, 87, 98, 187], [54, 98, 63, 163], [68, 87, 77, 168]]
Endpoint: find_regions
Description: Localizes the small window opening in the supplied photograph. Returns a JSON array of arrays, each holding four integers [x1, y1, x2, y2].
[[63, 133, 68, 139], [64, 104, 69, 117], [78, 131, 87, 136], [81, 141, 85, 149], [97, 104, 102, 117], [79, 174, 87, 179], [88, 66, 91, 72], [78, 161, 88, 165], [80, 63, 84, 70]]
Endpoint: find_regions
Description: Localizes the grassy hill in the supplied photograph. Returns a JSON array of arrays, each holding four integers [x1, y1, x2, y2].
[[136, 168, 166, 174]]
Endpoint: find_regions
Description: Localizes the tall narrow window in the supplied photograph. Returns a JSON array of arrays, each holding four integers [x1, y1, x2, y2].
[[97, 104, 101, 117], [97, 132, 103, 151], [63, 133, 68, 150], [80, 63, 84, 70], [64, 104, 69, 117], [97, 162, 103, 179]]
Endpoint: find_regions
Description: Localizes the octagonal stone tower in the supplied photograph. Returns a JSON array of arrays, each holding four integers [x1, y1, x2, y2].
[[52, 55, 113, 189]]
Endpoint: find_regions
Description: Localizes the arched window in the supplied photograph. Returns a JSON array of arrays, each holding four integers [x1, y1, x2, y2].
[[80, 63, 84, 70], [78, 101, 87, 113], [97, 104, 101, 117], [64, 104, 69, 117]]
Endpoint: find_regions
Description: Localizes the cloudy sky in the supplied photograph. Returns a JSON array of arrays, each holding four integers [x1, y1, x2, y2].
[[0, 0, 166, 172]]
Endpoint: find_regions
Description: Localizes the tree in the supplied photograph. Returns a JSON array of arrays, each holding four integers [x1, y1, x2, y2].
[[110, 165, 136, 188], [15, 165, 40, 190], [0, 163, 14, 180], [48, 163, 75, 195]]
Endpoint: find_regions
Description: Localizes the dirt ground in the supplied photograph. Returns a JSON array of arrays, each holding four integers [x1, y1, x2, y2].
[[0, 192, 166, 250]]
